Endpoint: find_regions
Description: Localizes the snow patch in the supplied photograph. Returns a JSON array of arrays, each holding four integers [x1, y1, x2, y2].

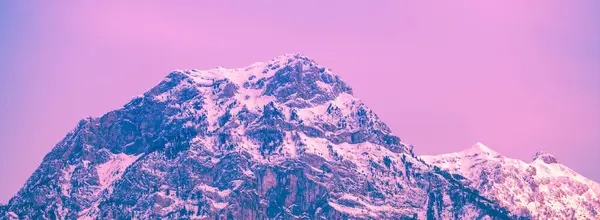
[[212, 201, 228, 210], [96, 153, 143, 190], [196, 184, 232, 198], [61, 165, 76, 196], [329, 193, 402, 217]]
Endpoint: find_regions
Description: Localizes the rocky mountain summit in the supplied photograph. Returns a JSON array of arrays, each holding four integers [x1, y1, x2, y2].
[[421, 143, 600, 219], [1, 54, 593, 219]]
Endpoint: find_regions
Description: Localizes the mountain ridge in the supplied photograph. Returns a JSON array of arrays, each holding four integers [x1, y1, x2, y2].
[[0, 54, 576, 219]]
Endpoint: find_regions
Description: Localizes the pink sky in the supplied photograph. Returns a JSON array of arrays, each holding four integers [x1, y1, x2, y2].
[[1, 1, 599, 201]]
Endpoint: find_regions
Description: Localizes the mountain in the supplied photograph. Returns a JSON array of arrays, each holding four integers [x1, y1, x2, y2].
[[420, 143, 600, 219], [3, 54, 526, 219]]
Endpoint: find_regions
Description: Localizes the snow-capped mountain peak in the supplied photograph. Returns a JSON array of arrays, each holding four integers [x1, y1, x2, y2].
[[468, 142, 499, 157], [1, 54, 451, 219]]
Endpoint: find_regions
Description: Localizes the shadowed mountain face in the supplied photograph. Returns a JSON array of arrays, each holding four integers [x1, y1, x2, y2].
[[2, 54, 521, 219]]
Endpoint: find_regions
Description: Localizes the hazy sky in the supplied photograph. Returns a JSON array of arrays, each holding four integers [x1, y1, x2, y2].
[[1, 1, 599, 202]]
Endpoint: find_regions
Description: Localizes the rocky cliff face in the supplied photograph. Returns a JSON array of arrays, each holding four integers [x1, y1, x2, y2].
[[3, 54, 522, 219], [421, 143, 600, 220]]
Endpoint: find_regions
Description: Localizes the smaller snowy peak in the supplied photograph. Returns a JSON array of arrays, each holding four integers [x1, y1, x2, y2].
[[444, 142, 500, 159], [533, 150, 559, 164], [419, 143, 501, 178], [468, 142, 498, 156], [423, 144, 600, 219], [420, 142, 499, 160]]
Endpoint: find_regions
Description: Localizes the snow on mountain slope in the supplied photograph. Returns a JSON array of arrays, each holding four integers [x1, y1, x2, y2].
[[420, 143, 600, 219], [3, 54, 521, 219]]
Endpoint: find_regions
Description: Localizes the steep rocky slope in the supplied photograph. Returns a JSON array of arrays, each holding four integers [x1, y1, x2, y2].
[[421, 143, 600, 219], [3, 54, 520, 219]]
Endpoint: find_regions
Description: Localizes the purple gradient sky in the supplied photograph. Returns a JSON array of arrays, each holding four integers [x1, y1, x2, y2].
[[1, 1, 599, 201]]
